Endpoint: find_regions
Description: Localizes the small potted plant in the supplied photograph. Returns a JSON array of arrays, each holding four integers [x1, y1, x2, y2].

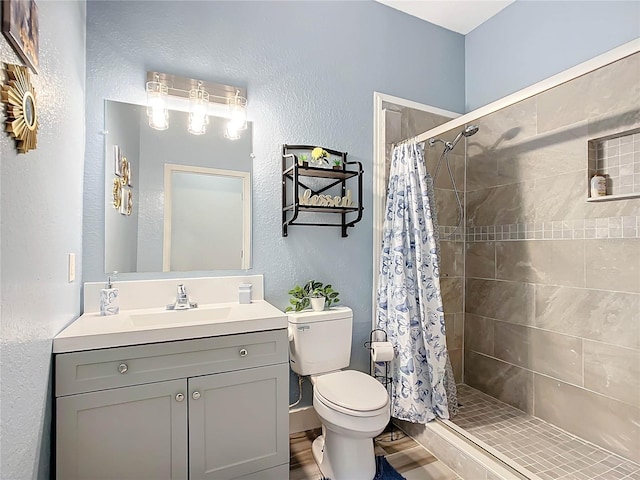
[[332, 158, 342, 170], [285, 280, 340, 312], [298, 153, 309, 167], [309, 288, 326, 312]]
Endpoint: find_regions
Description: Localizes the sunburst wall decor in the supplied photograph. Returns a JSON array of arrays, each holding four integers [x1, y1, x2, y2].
[[1, 63, 38, 153]]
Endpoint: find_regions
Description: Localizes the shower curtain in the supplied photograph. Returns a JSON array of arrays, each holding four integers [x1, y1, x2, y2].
[[375, 142, 458, 423]]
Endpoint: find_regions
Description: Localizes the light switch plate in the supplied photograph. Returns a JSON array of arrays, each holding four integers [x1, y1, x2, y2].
[[68, 253, 76, 283]]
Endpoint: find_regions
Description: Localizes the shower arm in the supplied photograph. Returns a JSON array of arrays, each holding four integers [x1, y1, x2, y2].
[[428, 138, 447, 148]]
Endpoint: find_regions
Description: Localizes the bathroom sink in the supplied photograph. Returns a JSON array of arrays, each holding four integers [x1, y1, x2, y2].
[[129, 306, 232, 327], [53, 277, 287, 353]]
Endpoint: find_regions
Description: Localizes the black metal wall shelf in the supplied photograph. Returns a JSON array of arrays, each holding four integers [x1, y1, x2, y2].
[[282, 144, 363, 237]]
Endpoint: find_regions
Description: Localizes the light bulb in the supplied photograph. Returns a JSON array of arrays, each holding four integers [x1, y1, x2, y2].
[[188, 84, 209, 135], [146, 79, 169, 130], [227, 91, 247, 131], [188, 110, 207, 135], [224, 122, 241, 140], [149, 98, 168, 130]]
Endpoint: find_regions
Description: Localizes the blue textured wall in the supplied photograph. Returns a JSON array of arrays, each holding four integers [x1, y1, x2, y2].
[[465, 1, 640, 111], [0, 2, 86, 478], [82, 0, 465, 403]]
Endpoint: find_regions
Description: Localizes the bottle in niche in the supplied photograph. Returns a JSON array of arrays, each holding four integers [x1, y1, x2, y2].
[[590, 173, 607, 197], [100, 272, 120, 316]]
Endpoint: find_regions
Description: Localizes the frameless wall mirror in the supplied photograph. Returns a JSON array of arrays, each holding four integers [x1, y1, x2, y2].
[[104, 100, 252, 274]]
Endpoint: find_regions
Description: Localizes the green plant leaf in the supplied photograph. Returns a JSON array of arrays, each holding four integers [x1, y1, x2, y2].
[[286, 280, 339, 312]]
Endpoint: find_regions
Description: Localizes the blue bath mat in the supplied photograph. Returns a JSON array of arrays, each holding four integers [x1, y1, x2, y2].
[[320, 456, 406, 480]]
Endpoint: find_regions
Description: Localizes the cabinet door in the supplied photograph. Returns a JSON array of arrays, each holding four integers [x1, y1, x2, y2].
[[57, 379, 188, 480], [188, 364, 289, 479]]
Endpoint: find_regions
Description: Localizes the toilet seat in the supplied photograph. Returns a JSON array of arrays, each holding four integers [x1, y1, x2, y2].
[[314, 370, 388, 417]]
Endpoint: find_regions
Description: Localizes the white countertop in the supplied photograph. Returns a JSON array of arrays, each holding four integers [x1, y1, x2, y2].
[[53, 300, 287, 353]]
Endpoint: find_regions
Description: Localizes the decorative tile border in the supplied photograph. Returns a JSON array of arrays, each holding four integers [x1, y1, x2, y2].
[[438, 225, 465, 242], [464, 216, 640, 242]]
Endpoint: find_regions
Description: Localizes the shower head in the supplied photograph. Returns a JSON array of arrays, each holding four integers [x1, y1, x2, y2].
[[463, 125, 479, 137], [448, 124, 479, 150], [428, 124, 479, 150]]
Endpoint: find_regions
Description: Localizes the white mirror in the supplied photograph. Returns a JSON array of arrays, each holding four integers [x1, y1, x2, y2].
[[104, 100, 252, 274]]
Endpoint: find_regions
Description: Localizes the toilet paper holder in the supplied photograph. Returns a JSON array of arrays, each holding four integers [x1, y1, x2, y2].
[[365, 329, 402, 441], [363, 328, 388, 350], [364, 329, 392, 388], [363, 328, 388, 352]]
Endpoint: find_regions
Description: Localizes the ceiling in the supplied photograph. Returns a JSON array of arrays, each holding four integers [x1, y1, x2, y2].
[[375, 0, 515, 35]]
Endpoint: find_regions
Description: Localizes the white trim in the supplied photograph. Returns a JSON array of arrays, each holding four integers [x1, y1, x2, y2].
[[162, 163, 251, 271], [372, 92, 386, 322], [411, 38, 640, 145], [375, 92, 461, 119], [289, 406, 321, 434], [372, 92, 460, 331]]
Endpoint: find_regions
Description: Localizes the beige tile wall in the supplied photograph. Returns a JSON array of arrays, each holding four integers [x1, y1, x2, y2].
[[427, 141, 466, 383], [464, 53, 640, 463]]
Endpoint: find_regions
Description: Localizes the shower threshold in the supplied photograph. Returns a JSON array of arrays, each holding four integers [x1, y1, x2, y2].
[[441, 385, 640, 480]]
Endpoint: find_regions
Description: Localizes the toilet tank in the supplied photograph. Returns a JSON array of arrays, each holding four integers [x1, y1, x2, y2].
[[287, 306, 353, 376]]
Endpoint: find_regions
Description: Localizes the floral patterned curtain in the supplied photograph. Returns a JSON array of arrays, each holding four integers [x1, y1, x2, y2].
[[375, 142, 458, 423]]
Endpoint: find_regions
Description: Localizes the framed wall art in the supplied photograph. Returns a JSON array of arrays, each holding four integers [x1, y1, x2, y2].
[[1, 63, 38, 153], [2, 0, 39, 73]]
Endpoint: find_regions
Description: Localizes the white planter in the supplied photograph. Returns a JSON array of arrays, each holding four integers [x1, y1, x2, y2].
[[310, 296, 326, 312]]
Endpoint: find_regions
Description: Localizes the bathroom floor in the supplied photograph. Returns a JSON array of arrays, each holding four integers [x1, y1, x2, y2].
[[451, 384, 640, 480], [289, 426, 460, 480]]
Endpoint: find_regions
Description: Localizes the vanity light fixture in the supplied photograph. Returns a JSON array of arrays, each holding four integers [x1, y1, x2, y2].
[[188, 81, 209, 135], [146, 72, 169, 130], [146, 71, 248, 139]]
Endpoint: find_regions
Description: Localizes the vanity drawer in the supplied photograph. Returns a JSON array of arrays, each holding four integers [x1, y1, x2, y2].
[[55, 329, 287, 397]]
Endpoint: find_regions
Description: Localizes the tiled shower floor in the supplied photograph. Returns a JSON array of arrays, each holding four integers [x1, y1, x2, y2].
[[451, 385, 640, 480]]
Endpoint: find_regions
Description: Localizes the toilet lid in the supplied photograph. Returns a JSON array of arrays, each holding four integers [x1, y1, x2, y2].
[[314, 370, 388, 412]]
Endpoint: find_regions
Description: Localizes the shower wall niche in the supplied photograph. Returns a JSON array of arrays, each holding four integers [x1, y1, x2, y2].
[[588, 128, 640, 200]]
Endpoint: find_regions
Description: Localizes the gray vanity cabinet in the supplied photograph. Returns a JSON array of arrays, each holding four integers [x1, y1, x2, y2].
[[56, 379, 189, 479], [55, 330, 289, 480], [189, 364, 288, 479]]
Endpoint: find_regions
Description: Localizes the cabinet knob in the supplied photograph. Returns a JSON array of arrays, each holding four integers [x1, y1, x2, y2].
[[175, 393, 184, 402], [239, 348, 248, 357], [192, 391, 201, 400], [118, 363, 128, 374]]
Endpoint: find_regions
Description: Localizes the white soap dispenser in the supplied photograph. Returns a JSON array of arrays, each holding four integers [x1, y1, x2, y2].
[[100, 272, 120, 316]]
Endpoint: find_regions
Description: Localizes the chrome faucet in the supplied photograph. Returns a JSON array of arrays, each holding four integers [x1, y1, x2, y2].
[[166, 283, 198, 310]]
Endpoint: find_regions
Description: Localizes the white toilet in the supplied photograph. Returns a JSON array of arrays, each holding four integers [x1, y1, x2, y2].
[[288, 307, 390, 480]]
